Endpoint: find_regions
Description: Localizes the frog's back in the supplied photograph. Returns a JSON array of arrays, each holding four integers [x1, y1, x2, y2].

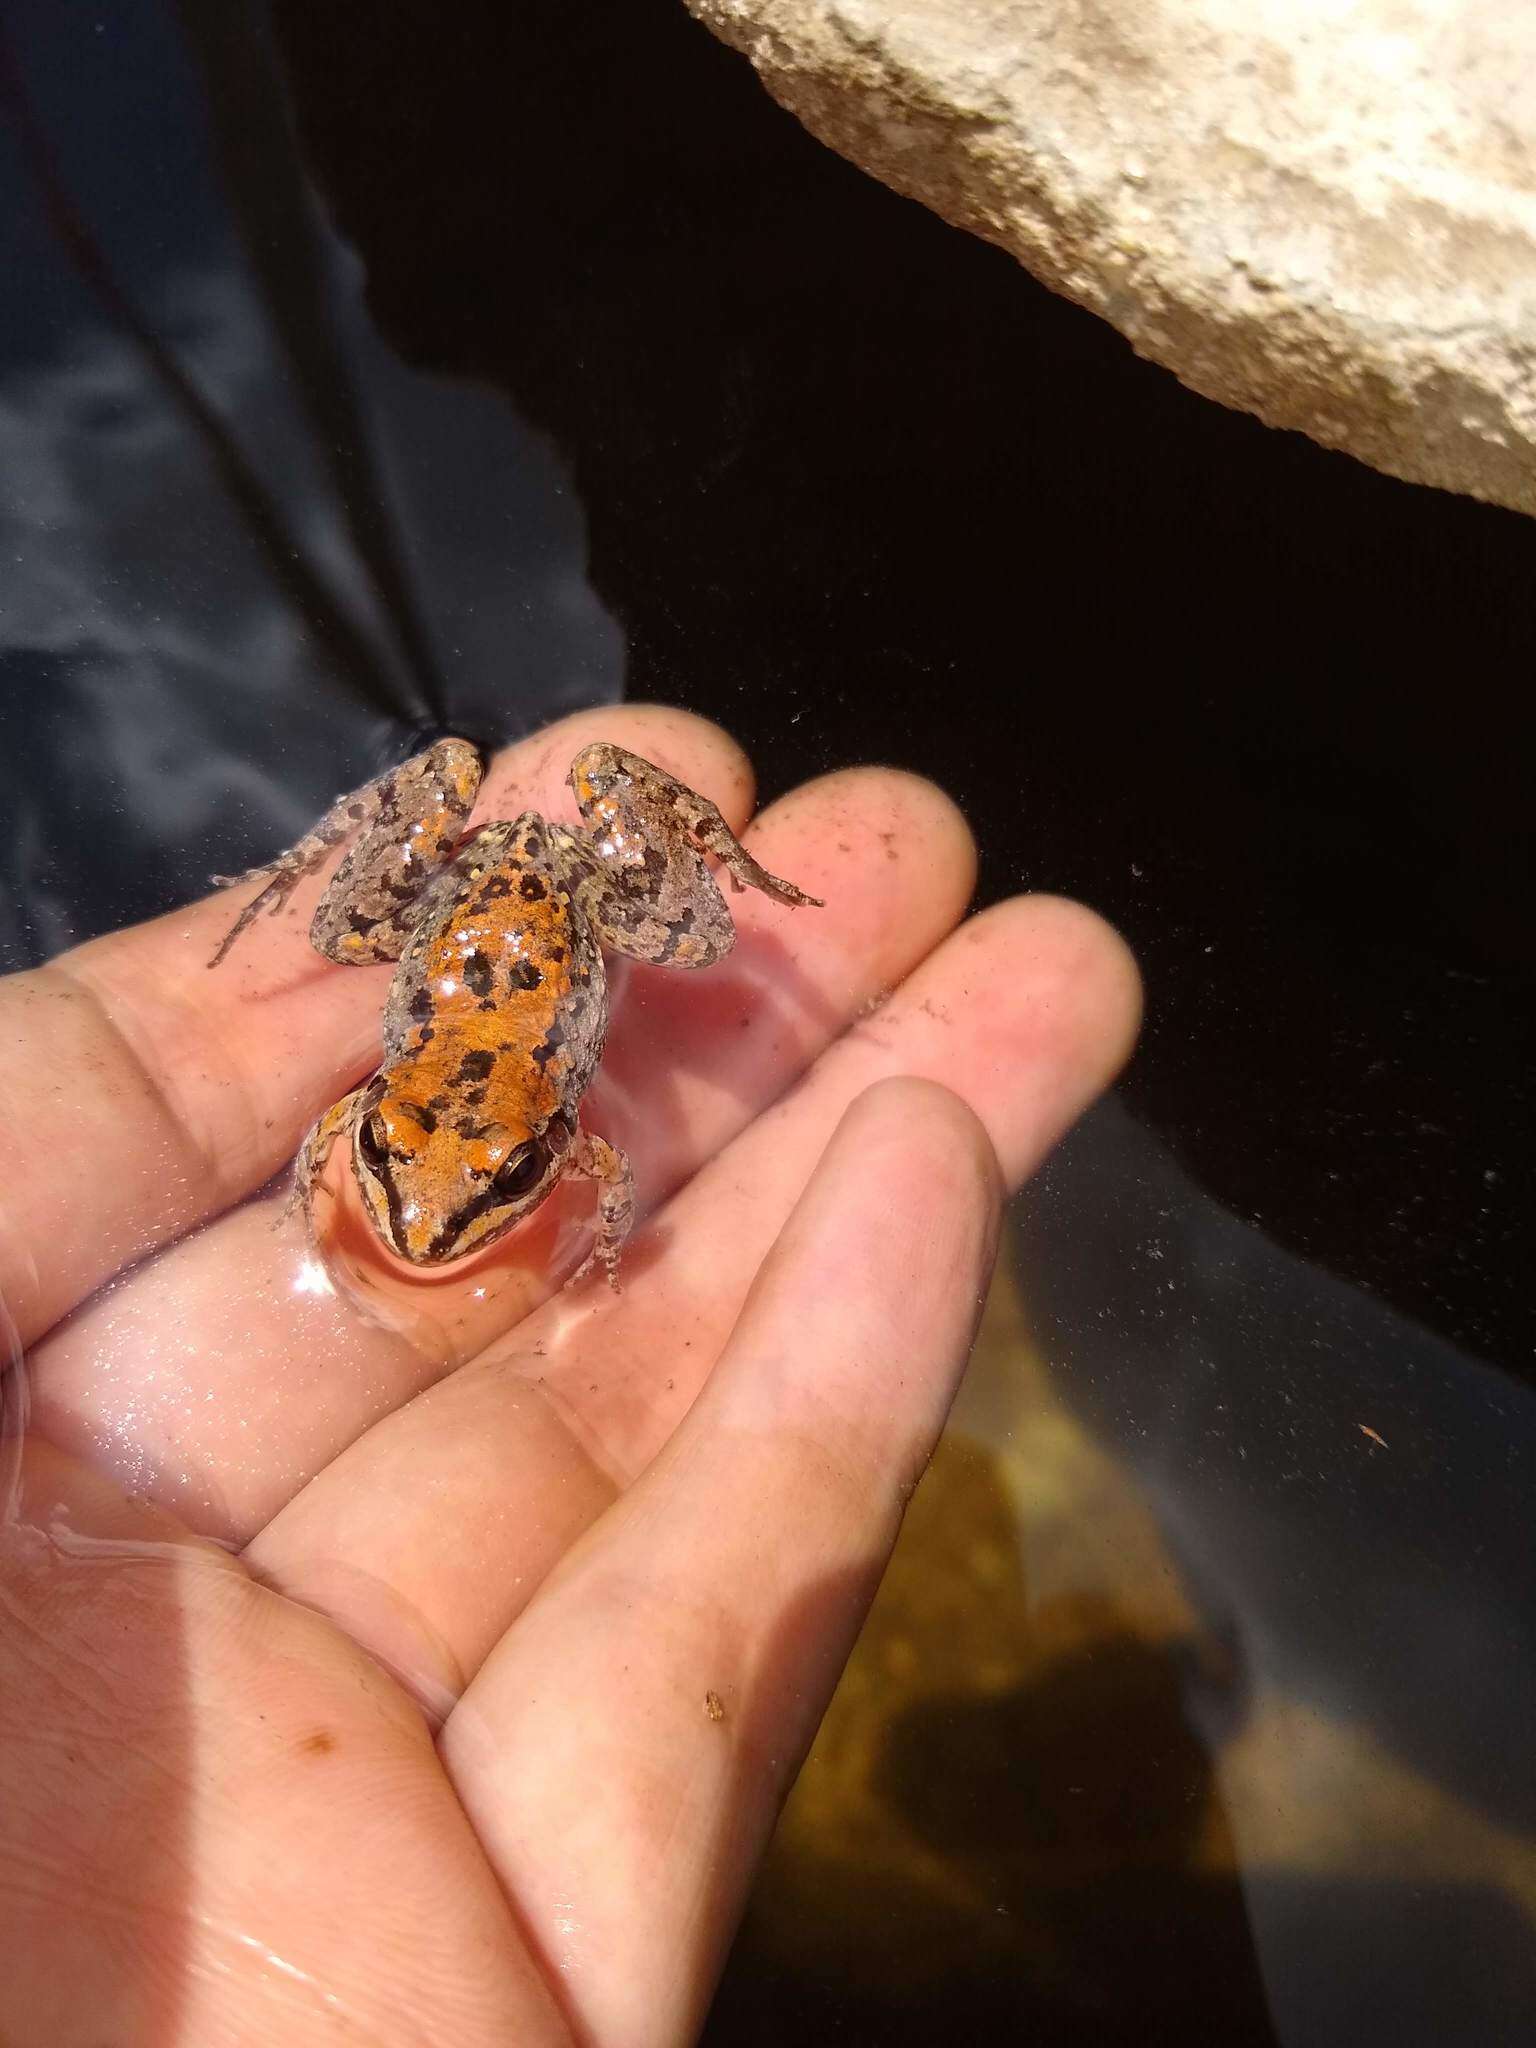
[[379, 816, 608, 1123]]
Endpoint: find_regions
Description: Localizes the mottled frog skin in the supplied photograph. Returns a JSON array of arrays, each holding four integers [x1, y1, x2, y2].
[[211, 741, 821, 1284]]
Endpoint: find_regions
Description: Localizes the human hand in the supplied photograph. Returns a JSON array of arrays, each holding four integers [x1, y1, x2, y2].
[[0, 707, 1138, 2046]]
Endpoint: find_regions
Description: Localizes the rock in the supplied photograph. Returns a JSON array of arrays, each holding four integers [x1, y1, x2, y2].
[[682, 0, 1536, 517]]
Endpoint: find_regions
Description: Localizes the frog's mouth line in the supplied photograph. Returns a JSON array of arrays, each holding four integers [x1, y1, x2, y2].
[[424, 1180, 512, 1262], [363, 1149, 413, 1261], [361, 1154, 499, 1265], [418, 1167, 563, 1264]]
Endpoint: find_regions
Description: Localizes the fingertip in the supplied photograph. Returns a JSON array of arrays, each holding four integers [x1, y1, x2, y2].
[[966, 891, 1143, 1101], [1031, 893, 1144, 1093], [762, 764, 978, 911], [717, 1071, 1004, 1457], [835, 1073, 1003, 1208]]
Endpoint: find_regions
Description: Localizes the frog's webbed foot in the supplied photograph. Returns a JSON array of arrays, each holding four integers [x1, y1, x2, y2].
[[564, 744, 822, 971], [658, 777, 822, 911], [572, 741, 823, 914], [706, 837, 822, 909], [209, 738, 482, 969], [564, 1126, 632, 1291], [209, 863, 307, 968], [566, 1247, 620, 1293], [209, 795, 386, 968]]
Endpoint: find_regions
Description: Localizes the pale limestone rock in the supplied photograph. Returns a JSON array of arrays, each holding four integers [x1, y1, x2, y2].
[[684, 0, 1536, 516]]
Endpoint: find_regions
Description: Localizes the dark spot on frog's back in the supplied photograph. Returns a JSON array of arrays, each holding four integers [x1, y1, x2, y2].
[[408, 985, 434, 1024], [531, 1021, 567, 1069], [519, 873, 547, 902], [506, 958, 542, 992], [464, 949, 494, 998], [659, 905, 698, 963], [454, 1048, 497, 1084]]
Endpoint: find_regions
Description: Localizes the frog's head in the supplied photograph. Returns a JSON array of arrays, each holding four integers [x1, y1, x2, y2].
[[350, 1087, 572, 1263]]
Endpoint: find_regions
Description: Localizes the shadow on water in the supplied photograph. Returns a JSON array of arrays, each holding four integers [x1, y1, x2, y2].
[[706, 1436, 1284, 2046], [706, 1175, 1536, 2043]]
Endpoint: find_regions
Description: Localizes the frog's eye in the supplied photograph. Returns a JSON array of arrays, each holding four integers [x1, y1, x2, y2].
[[358, 1113, 390, 1171], [493, 1138, 546, 1201]]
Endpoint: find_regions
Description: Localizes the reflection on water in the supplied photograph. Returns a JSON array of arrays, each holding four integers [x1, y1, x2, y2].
[[712, 1272, 1273, 2043], [713, 1104, 1536, 2043]]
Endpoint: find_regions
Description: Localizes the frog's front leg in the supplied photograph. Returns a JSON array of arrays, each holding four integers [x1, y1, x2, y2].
[[565, 1126, 634, 1290], [209, 738, 482, 968], [564, 742, 822, 969], [288, 1085, 369, 1237]]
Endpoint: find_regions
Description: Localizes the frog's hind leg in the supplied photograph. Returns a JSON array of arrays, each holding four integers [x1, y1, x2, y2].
[[564, 743, 822, 970], [565, 1126, 634, 1291], [573, 743, 823, 908], [209, 738, 482, 968]]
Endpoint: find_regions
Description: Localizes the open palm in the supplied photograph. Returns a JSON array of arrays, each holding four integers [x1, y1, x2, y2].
[[0, 707, 1138, 2046]]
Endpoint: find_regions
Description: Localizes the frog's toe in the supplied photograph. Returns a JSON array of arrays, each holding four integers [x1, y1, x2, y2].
[[567, 1248, 622, 1293]]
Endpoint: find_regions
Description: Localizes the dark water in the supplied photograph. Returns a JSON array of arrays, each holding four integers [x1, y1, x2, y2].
[[3, 1, 1532, 2040]]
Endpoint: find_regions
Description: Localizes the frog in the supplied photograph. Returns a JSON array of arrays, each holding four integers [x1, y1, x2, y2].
[[209, 739, 821, 1285]]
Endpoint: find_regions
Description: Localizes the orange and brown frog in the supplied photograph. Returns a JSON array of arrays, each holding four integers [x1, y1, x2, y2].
[[211, 741, 820, 1284]]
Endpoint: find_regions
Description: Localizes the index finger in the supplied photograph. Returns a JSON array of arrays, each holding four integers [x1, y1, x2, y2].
[[0, 706, 754, 1348]]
